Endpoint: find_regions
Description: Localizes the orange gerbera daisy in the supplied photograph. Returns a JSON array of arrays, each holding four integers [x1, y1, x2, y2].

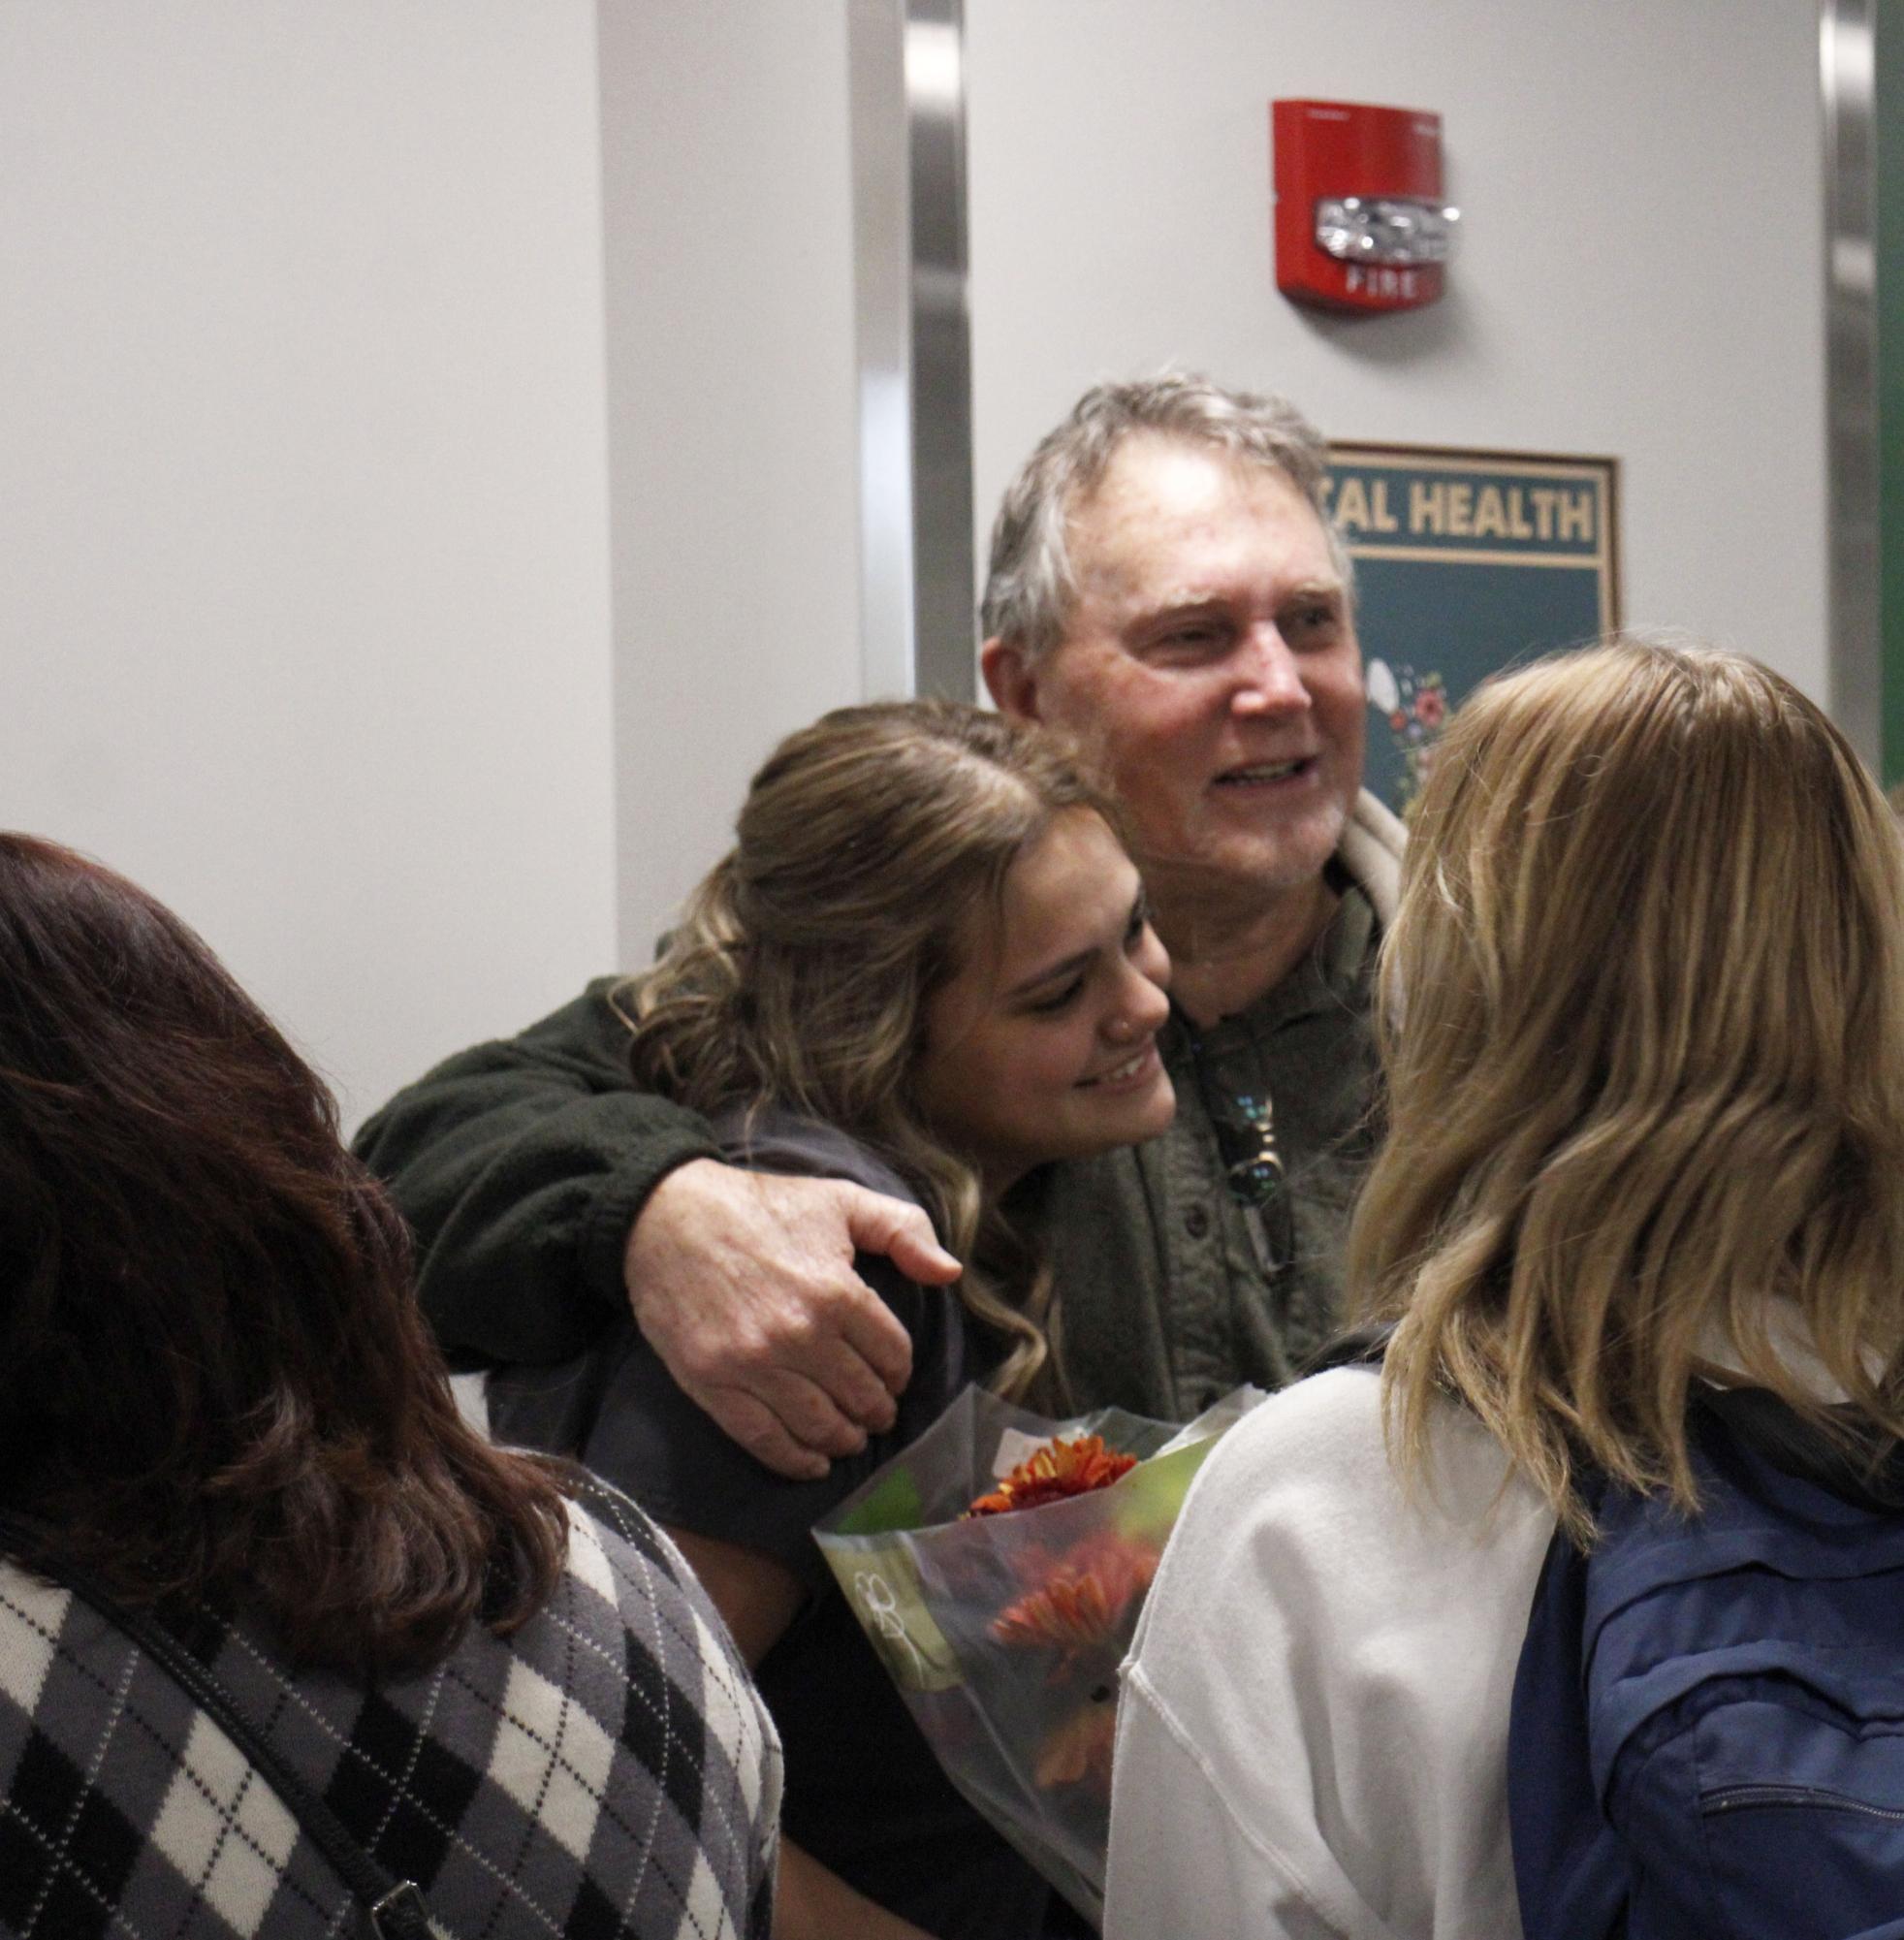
[[966, 1433, 1137, 1517], [989, 1535, 1159, 1655]]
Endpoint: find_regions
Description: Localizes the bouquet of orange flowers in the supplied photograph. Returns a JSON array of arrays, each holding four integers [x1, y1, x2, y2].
[[812, 1383, 1264, 1924]]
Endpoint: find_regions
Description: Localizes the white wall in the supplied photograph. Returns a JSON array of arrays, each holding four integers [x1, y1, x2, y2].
[[0, 2, 617, 1130], [599, 3, 863, 967], [967, 0, 1829, 698], [0, 0, 1834, 1132]]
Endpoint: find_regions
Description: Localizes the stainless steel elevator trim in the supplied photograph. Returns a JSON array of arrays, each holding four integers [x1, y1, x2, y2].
[[848, 0, 977, 703], [1822, 0, 1881, 767]]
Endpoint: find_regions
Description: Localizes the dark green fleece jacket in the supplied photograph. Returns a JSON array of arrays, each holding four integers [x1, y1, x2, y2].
[[356, 791, 1406, 1415]]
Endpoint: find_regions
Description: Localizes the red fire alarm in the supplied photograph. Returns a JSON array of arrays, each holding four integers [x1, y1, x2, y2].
[[1272, 99, 1458, 313]]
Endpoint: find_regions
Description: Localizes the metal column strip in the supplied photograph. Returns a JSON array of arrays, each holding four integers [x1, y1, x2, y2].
[[848, 0, 977, 703], [1822, 0, 1881, 768]]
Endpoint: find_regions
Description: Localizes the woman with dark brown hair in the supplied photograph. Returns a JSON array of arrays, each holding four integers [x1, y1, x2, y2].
[[0, 833, 781, 1939]]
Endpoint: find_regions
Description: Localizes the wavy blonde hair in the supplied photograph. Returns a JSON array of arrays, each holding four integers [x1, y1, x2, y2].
[[1356, 637, 1904, 1541], [616, 701, 1122, 1403]]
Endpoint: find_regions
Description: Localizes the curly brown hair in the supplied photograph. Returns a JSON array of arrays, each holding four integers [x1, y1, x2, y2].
[[619, 700, 1126, 1405]]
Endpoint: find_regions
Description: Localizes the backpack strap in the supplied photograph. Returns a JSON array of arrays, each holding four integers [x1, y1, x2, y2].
[[0, 1526, 433, 1940], [1507, 1507, 1630, 1940]]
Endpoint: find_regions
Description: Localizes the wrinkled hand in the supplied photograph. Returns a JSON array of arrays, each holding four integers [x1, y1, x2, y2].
[[624, 1159, 961, 1479]]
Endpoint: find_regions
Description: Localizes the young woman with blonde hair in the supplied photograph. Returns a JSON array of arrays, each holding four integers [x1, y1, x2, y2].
[[1105, 637, 1904, 1938], [483, 700, 1177, 1940]]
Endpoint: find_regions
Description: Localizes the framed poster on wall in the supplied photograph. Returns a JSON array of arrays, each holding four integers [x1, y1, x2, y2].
[[1324, 444, 1621, 814]]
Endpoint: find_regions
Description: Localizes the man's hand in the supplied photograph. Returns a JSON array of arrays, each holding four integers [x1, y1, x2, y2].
[[623, 1159, 961, 1480]]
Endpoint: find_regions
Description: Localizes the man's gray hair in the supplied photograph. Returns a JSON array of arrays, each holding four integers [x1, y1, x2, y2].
[[979, 371, 1351, 660]]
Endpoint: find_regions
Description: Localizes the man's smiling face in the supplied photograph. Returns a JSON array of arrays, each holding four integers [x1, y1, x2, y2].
[[1018, 433, 1366, 914]]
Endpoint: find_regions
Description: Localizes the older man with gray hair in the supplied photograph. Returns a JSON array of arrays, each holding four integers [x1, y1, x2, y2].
[[357, 372, 1404, 1471], [974, 373, 1401, 1418]]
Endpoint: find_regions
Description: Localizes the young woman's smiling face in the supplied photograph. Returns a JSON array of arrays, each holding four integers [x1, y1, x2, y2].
[[914, 808, 1176, 1193]]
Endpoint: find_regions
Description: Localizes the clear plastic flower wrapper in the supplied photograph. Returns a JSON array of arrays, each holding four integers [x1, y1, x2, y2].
[[812, 1383, 1267, 1926]]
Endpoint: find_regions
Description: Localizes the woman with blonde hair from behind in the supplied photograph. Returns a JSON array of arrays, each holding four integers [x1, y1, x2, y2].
[[1105, 637, 1904, 1938]]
